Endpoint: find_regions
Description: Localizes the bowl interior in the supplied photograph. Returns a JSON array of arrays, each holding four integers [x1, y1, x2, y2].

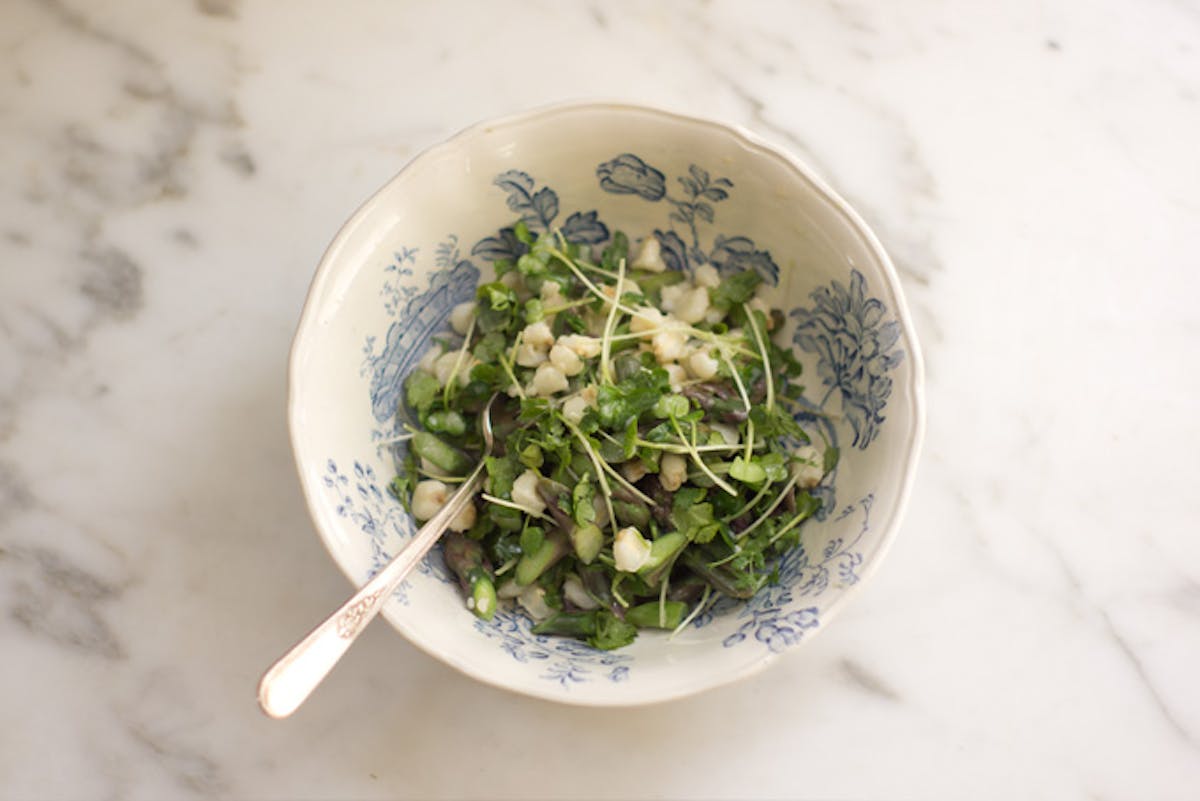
[[289, 103, 923, 705]]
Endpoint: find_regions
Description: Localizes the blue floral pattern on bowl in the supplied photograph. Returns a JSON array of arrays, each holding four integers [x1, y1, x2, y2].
[[323, 153, 906, 687]]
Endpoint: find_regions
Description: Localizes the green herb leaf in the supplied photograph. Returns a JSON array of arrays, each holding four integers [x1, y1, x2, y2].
[[653, 393, 690, 419], [519, 526, 545, 557], [404, 370, 440, 413], [729, 456, 767, 485], [472, 331, 507, 363], [572, 479, 596, 526], [709, 269, 763, 310], [670, 494, 720, 544], [588, 610, 638, 650]]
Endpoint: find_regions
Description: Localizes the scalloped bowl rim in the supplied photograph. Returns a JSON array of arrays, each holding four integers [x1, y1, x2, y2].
[[288, 100, 926, 706]]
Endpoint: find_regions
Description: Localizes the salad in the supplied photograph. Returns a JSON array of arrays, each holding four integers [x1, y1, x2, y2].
[[390, 224, 835, 650]]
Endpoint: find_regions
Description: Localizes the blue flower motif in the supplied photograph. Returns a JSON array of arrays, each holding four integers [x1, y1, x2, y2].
[[709, 235, 780, 285], [790, 269, 904, 449], [596, 154, 667, 201], [754, 608, 820, 653]]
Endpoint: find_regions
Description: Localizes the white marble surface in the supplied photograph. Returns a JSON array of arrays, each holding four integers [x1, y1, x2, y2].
[[2, 0, 1198, 798]]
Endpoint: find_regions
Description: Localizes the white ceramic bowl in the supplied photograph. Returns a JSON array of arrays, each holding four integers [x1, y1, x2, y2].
[[289, 102, 924, 705]]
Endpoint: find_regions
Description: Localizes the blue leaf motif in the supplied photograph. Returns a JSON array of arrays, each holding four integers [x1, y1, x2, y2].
[[494, 170, 559, 231], [709, 235, 780, 286], [471, 227, 527, 263], [596, 154, 667, 201], [653, 229, 689, 272], [560, 210, 610, 244], [530, 187, 558, 229]]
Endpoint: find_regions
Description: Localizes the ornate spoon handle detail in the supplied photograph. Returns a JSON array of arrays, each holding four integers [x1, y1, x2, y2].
[[257, 466, 485, 718]]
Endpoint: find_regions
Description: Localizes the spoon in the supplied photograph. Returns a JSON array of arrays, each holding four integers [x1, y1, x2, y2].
[[257, 394, 498, 718]]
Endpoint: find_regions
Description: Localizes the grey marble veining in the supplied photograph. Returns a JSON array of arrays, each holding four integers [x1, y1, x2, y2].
[[2, 0, 1199, 798]]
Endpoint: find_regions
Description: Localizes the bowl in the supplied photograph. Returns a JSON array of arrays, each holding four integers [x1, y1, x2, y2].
[[289, 102, 924, 705]]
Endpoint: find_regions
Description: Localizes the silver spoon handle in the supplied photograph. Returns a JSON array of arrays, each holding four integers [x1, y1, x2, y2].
[[257, 468, 485, 718]]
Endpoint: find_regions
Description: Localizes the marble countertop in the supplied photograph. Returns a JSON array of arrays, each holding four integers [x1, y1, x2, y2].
[[3, 1, 1198, 798]]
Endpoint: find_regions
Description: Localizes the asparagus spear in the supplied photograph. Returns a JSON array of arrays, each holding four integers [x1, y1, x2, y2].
[[443, 532, 497, 621]]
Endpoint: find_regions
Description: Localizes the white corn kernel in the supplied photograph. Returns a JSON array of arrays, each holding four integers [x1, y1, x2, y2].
[[652, 328, 688, 363], [515, 342, 549, 368], [523, 320, 555, 348], [540, 280, 565, 305], [549, 343, 584, 376], [632, 236, 666, 272], [518, 586, 554, 621], [630, 307, 665, 334], [449, 301, 475, 335], [529, 363, 569, 396], [660, 282, 689, 313], [559, 334, 602, 359], [693, 263, 720, 288], [794, 445, 825, 489], [613, 527, 652, 573], [562, 394, 590, 425], [511, 470, 547, 515], [675, 287, 711, 324], [434, 352, 467, 387], [412, 480, 448, 521], [621, 460, 648, 483], [418, 344, 443, 374], [659, 453, 688, 492], [496, 579, 523, 599], [687, 349, 719, 380], [664, 363, 687, 392], [563, 575, 599, 610], [448, 500, 477, 533]]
